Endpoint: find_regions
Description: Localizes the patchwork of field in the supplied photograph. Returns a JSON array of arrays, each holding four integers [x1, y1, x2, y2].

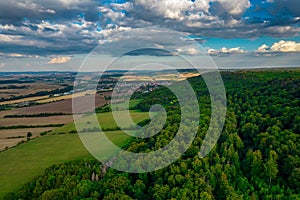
[[0, 95, 49, 106], [0, 83, 65, 100], [0, 94, 106, 117], [36, 91, 96, 103], [0, 72, 154, 198], [0, 127, 56, 151], [0, 93, 107, 151]]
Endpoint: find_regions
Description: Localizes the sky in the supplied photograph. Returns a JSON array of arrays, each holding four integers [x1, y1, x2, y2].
[[0, 0, 299, 71]]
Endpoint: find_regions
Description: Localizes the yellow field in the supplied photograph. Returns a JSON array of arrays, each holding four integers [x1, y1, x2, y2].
[[0, 128, 55, 139], [0, 95, 49, 106], [0, 138, 25, 152], [0, 128, 56, 151], [36, 91, 96, 103], [0, 84, 65, 100], [120, 72, 199, 82]]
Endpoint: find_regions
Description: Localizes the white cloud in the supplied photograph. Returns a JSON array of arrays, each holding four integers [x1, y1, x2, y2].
[[263, 26, 300, 37], [131, 0, 250, 21], [0, 34, 23, 42], [133, 0, 194, 20], [257, 40, 300, 53], [208, 47, 246, 55], [95, 27, 207, 56], [212, 0, 251, 18], [38, 8, 56, 14], [0, 33, 48, 48], [175, 47, 201, 55], [257, 44, 270, 53], [48, 56, 72, 64], [0, 24, 16, 31], [270, 40, 300, 52], [0, 52, 35, 58], [124, 0, 258, 39]]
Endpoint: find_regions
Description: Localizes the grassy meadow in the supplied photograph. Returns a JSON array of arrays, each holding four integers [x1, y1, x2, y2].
[[0, 110, 150, 198], [51, 110, 150, 134]]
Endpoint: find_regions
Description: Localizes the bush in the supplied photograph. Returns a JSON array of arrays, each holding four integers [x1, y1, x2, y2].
[[27, 132, 32, 138], [40, 130, 51, 136]]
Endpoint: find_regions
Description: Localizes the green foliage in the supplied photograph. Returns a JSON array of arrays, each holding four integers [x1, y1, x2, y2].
[[4, 113, 66, 118], [40, 130, 52, 136], [27, 132, 32, 138], [0, 124, 64, 130], [95, 104, 111, 113]]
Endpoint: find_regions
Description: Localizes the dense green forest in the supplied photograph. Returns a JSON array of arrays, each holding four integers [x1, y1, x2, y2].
[[5, 70, 300, 199]]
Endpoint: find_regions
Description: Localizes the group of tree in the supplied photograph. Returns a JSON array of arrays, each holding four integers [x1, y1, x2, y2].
[[4, 113, 66, 118]]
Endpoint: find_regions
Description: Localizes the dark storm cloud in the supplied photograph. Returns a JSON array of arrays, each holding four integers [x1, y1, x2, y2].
[[124, 48, 174, 56]]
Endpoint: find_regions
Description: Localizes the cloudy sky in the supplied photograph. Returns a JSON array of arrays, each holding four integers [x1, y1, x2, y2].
[[0, 0, 299, 71]]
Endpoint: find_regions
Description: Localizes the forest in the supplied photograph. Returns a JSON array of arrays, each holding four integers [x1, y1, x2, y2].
[[4, 70, 300, 200]]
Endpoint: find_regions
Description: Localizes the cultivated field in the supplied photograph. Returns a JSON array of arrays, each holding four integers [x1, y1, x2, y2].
[[0, 94, 108, 151], [0, 115, 74, 126], [120, 72, 199, 82], [0, 94, 106, 117], [0, 127, 56, 151], [0, 83, 65, 100], [0, 138, 25, 152], [0, 128, 55, 139], [36, 91, 96, 103], [0, 95, 49, 106]]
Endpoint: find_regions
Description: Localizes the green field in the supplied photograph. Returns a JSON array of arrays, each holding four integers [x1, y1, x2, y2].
[[51, 110, 150, 134], [0, 134, 90, 198], [0, 111, 150, 199]]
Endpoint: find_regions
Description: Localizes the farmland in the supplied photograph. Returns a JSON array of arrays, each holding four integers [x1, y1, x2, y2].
[[0, 76, 150, 197], [0, 109, 149, 198], [0, 95, 49, 106], [0, 83, 65, 101], [0, 72, 111, 151], [0, 94, 107, 150], [0, 128, 55, 151], [36, 91, 96, 103], [0, 70, 197, 198], [0, 94, 106, 117], [0, 115, 74, 126], [0, 128, 54, 139]]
